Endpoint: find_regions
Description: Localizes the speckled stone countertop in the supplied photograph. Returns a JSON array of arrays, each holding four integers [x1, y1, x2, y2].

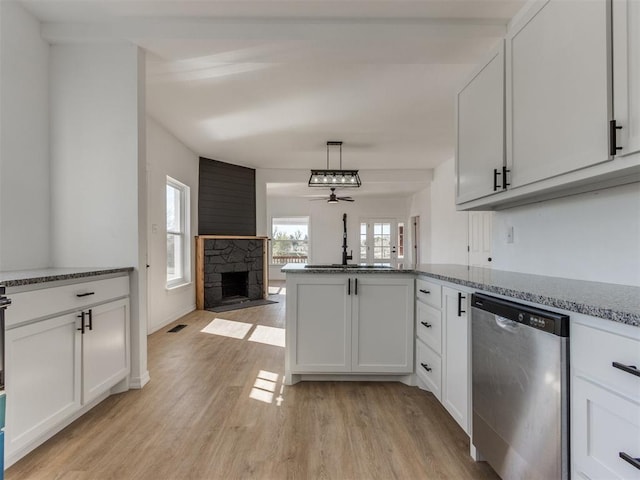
[[282, 263, 640, 326], [0, 267, 133, 288], [281, 263, 415, 274]]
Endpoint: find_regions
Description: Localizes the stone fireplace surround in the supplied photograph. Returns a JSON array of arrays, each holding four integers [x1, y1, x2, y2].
[[195, 235, 269, 310]]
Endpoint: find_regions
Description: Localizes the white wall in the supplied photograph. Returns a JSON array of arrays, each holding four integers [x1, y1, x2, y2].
[[146, 117, 199, 333], [408, 186, 431, 264], [0, 2, 51, 269], [429, 158, 469, 264], [267, 195, 411, 279], [49, 43, 149, 387], [493, 182, 640, 286]]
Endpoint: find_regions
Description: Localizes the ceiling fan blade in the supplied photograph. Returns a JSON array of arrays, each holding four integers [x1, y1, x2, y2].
[[338, 197, 355, 202]]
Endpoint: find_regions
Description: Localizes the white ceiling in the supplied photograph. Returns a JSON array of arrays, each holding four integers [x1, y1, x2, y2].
[[21, 0, 525, 196]]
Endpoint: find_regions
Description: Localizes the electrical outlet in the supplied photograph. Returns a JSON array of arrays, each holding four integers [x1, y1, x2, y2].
[[506, 226, 514, 244]]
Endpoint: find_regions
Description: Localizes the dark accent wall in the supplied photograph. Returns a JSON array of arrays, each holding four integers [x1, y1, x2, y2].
[[198, 157, 256, 235]]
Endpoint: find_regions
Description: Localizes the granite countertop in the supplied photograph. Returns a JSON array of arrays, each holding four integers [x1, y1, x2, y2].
[[0, 267, 133, 288], [282, 263, 640, 326]]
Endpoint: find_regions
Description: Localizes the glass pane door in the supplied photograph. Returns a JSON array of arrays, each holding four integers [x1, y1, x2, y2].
[[359, 219, 398, 266]]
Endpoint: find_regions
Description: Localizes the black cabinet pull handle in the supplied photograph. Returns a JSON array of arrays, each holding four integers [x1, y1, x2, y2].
[[457, 292, 466, 317], [76, 292, 95, 298], [77, 311, 85, 334], [493, 168, 501, 191], [87, 309, 93, 331], [610, 119, 623, 156], [420, 321, 432, 328], [419, 289, 430, 295], [612, 361, 640, 378], [502, 166, 510, 189], [619, 452, 640, 470], [355, 278, 358, 295], [420, 363, 432, 372], [347, 278, 351, 295]]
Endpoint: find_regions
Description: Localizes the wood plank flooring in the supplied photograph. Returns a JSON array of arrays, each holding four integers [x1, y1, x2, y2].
[[6, 285, 499, 480]]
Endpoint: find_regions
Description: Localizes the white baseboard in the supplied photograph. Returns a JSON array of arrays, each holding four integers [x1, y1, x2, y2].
[[129, 370, 151, 389]]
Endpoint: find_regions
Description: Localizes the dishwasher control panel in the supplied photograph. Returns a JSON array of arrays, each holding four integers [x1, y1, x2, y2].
[[472, 293, 569, 337]]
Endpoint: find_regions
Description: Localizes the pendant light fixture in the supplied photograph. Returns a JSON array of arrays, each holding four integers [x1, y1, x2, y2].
[[308, 141, 361, 188]]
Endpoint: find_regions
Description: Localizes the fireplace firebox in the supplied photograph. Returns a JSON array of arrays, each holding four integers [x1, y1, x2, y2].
[[196, 236, 268, 310], [221, 271, 249, 300]]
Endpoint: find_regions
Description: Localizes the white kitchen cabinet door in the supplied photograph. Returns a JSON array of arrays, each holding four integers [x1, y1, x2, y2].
[[351, 276, 414, 373], [442, 287, 471, 435], [287, 275, 351, 373], [5, 313, 81, 456], [572, 376, 640, 479], [507, 0, 610, 188], [456, 41, 506, 203], [613, 0, 640, 157], [82, 298, 130, 404]]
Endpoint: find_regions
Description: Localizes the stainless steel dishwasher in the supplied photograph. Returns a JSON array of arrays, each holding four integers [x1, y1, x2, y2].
[[471, 293, 570, 480]]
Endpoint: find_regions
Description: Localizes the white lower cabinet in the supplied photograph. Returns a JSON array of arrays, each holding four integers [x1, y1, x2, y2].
[[286, 274, 414, 380], [416, 338, 442, 401], [4, 274, 130, 465], [82, 298, 130, 404], [415, 279, 471, 435], [5, 313, 81, 455], [442, 286, 470, 435], [572, 316, 640, 479]]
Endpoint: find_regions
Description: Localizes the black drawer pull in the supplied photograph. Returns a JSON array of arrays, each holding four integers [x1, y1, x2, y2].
[[347, 278, 351, 295], [87, 309, 93, 331], [612, 362, 640, 378], [420, 363, 432, 372], [76, 292, 95, 298], [619, 452, 640, 470], [419, 289, 430, 295], [420, 321, 432, 328]]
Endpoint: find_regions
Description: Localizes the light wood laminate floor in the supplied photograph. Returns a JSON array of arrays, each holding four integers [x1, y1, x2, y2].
[[7, 286, 499, 480]]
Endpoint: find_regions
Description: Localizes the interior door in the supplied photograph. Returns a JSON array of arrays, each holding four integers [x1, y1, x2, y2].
[[359, 219, 398, 267], [468, 212, 493, 267]]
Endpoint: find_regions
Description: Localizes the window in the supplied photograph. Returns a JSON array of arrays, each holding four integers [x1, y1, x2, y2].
[[271, 217, 309, 264], [398, 222, 405, 259], [166, 176, 190, 288]]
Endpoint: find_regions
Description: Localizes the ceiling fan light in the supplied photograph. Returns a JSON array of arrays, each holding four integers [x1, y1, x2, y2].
[[327, 197, 339, 204]]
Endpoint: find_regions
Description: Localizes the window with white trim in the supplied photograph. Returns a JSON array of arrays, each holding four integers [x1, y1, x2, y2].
[[271, 217, 309, 265], [166, 176, 190, 288]]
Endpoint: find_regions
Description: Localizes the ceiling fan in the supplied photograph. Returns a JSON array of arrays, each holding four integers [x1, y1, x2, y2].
[[310, 187, 355, 203]]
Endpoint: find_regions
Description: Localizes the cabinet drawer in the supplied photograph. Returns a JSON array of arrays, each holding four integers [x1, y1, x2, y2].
[[416, 300, 442, 354], [573, 376, 640, 479], [416, 339, 442, 401], [573, 321, 640, 400], [7, 275, 129, 328], [416, 278, 441, 309]]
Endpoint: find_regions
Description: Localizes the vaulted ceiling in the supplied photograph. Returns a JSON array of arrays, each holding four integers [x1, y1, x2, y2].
[[21, 0, 525, 194]]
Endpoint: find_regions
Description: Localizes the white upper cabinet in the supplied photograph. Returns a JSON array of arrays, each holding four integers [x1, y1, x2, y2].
[[613, 0, 640, 157], [456, 41, 506, 203], [456, 0, 640, 210], [506, 0, 610, 188]]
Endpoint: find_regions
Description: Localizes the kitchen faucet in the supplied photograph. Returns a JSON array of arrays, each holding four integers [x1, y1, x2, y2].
[[342, 213, 353, 266]]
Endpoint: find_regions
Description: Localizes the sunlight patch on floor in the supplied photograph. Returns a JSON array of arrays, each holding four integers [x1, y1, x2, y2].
[[249, 370, 284, 405], [200, 318, 253, 339], [268, 285, 286, 295], [248, 325, 285, 347]]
